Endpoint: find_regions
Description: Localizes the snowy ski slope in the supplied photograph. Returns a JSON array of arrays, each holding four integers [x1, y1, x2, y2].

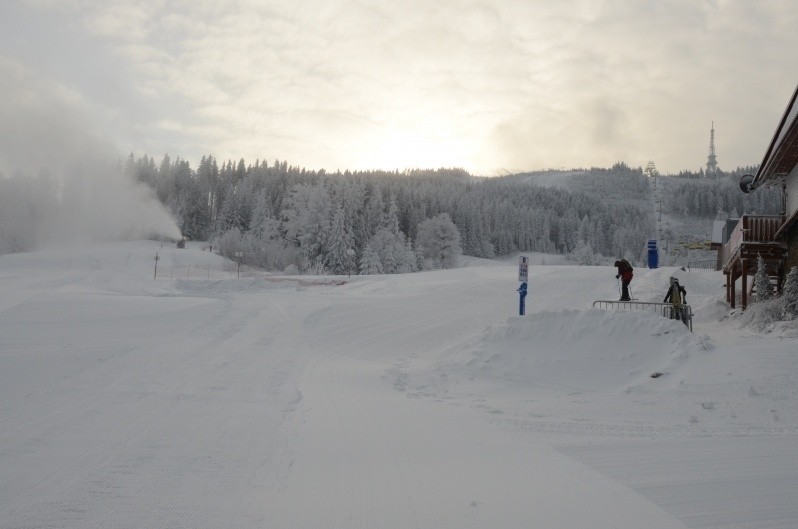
[[1, 241, 796, 528]]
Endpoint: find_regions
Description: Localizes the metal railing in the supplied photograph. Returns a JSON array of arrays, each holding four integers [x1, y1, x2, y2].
[[687, 260, 718, 272], [592, 300, 693, 331]]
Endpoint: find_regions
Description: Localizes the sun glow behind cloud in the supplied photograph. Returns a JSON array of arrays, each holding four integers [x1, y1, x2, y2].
[[357, 126, 473, 172], [3, 0, 798, 175]]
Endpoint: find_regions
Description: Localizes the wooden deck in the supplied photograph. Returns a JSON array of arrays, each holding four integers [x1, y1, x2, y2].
[[721, 215, 787, 309]]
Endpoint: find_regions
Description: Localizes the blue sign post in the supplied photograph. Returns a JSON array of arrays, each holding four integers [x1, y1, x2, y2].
[[518, 256, 529, 316], [518, 281, 528, 315]]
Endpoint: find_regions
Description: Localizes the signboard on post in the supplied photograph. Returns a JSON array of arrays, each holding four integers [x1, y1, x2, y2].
[[518, 255, 529, 282], [517, 255, 529, 316]]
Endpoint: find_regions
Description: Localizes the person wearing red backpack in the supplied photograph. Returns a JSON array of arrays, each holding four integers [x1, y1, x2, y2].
[[614, 259, 634, 301]]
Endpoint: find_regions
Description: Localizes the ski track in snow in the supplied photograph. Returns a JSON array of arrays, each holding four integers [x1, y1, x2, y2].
[[0, 241, 796, 528]]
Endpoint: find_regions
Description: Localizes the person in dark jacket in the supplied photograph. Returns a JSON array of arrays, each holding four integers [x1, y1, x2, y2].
[[663, 276, 687, 324], [614, 259, 634, 301]]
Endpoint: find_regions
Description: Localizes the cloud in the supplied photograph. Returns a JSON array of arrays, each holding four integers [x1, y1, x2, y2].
[[0, 56, 105, 174], [4, 0, 798, 175], [483, 0, 798, 173]]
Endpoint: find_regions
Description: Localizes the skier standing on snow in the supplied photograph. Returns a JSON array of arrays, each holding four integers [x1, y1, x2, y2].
[[614, 259, 634, 301], [663, 276, 687, 325]]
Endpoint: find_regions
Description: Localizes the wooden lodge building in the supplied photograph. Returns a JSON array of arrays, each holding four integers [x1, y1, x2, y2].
[[719, 84, 798, 309]]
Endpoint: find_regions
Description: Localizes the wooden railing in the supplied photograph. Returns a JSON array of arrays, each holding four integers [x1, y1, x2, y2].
[[721, 215, 784, 270]]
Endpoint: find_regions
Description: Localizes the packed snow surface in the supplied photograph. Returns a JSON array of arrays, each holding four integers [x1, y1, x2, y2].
[[1, 241, 796, 528]]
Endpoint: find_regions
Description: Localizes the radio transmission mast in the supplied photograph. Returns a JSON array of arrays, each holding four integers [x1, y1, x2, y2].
[[706, 121, 718, 177]]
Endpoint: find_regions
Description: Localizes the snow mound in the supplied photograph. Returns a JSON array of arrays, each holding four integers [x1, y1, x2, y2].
[[462, 309, 709, 393]]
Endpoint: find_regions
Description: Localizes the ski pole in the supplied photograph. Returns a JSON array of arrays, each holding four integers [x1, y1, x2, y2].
[[617, 276, 621, 298]]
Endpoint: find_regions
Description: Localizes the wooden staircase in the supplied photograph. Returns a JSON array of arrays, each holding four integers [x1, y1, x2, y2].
[[721, 215, 788, 309]]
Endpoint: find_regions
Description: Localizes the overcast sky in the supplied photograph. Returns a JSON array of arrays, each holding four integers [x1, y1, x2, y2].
[[1, 0, 797, 177]]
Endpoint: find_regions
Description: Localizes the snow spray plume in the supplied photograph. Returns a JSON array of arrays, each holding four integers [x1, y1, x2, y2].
[[0, 58, 181, 251], [43, 157, 182, 246]]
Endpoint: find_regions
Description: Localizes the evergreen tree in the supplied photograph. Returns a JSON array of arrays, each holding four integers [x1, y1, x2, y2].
[[415, 213, 461, 269], [177, 177, 212, 240], [196, 155, 220, 222], [325, 206, 354, 274], [235, 158, 246, 185], [754, 254, 772, 302], [213, 227, 243, 261], [569, 239, 600, 265], [359, 245, 383, 275], [280, 182, 332, 269], [249, 194, 280, 241], [217, 189, 246, 232], [782, 266, 798, 317], [381, 195, 401, 234], [365, 228, 417, 274], [396, 238, 419, 273]]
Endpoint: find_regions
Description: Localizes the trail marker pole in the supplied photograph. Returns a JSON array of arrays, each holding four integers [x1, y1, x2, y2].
[[235, 251, 243, 278], [518, 282, 528, 315], [518, 255, 529, 316], [154, 252, 159, 279]]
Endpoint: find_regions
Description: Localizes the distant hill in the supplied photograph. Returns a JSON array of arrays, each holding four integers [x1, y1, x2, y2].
[[502, 163, 651, 209], [498, 170, 585, 189], [499, 164, 780, 267]]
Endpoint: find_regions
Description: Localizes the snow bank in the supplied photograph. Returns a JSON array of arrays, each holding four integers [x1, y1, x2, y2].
[[461, 309, 708, 393]]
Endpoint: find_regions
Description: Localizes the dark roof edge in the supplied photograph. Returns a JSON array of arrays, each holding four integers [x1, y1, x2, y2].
[[774, 208, 798, 240], [753, 83, 798, 186]]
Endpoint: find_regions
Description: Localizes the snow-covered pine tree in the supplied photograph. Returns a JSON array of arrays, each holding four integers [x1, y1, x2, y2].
[[395, 237, 419, 273], [782, 266, 798, 317], [363, 189, 384, 240], [213, 227, 243, 261], [569, 239, 599, 265], [359, 245, 383, 275], [364, 228, 417, 274], [249, 194, 280, 242], [325, 206, 354, 275], [217, 188, 247, 233], [381, 195, 401, 235], [280, 183, 331, 269], [415, 213, 461, 270], [754, 254, 772, 302]]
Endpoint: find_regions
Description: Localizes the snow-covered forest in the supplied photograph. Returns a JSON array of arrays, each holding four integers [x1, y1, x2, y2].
[[122, 156, 659, 272], [0, 157, 782, 274], [664, 175, 781, 219]]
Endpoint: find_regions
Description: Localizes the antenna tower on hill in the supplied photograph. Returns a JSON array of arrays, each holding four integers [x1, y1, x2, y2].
[[706, 121, 718, 177]]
